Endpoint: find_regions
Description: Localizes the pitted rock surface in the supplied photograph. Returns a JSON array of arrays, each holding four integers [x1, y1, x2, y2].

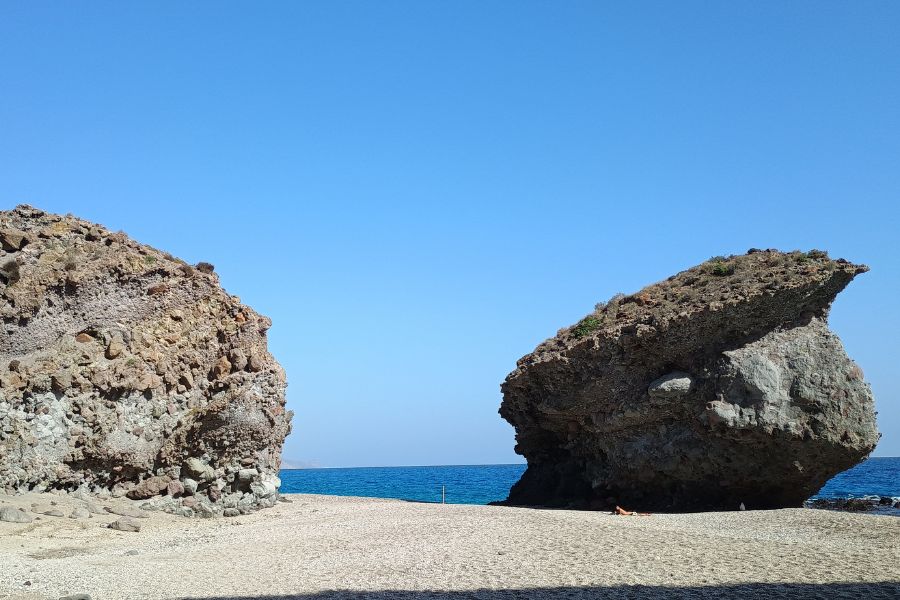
[[0, 205, 291, 516], [499, 250, 879, 511]]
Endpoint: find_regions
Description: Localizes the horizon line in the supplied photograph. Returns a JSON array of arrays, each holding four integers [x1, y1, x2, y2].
[[280, 462, 528, 471], [279, 456, 898, 471]]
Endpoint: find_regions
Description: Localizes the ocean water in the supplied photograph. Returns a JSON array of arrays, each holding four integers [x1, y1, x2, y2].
[[279, 457, 900, 510], [811, 457, 900, 500], [279, 463, 526, 505]]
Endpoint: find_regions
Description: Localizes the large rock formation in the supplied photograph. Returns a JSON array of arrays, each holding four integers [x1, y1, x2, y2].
[[0, 205, 291, 516], [500, 250, 879, 511]]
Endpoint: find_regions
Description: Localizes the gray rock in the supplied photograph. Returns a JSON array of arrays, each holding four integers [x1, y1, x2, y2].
[[499, 250, 878, 511], [193, 502, 218, 519], [105, 505, 149, 519], [647, 372, 693, 399], [238, 468, 258, 483], [223, 508, 240, 517], [0, 506, 34, 523], [59, 595, 92, 600], [84, 502, 106, 515], [108, 517, 141, 532], [183, 458, 215, 483], [250, 474, 280, 499], [181, 478, 198, 496], [69, 507, 91, 519]]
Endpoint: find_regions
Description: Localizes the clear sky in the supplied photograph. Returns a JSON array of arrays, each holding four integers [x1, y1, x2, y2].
[[1, 2, 897, 465]]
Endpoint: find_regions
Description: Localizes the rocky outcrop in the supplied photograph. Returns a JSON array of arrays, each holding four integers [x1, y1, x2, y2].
[[0, 205, 291, 516], [499, 250, 879, 511]]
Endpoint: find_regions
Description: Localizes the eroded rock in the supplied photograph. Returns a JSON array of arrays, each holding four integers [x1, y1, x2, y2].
[[0, 205, 292, 515], [499, 250, 879, 511]]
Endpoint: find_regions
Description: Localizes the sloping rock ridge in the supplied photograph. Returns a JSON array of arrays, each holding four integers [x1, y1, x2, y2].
[[0, 205, 291, 517], [499, 250, 879, 511]]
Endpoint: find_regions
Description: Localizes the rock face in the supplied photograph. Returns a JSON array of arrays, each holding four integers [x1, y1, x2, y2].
[[0, 205, 291, 516], [499, 250, 879, 511]]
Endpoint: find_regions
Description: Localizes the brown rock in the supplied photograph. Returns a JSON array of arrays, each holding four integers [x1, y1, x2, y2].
[[147, 283, 169, 296], [127, 475, 172, 500], [167, 480, 185, 497], [211, 356, 232, 379], [0, 205, 291, 516], [247, 351, 263, 372], [51, 371, 73, 392], [0, 228, 27, 251], [229, 349, 248, 371], [106, 338, 125, 359]]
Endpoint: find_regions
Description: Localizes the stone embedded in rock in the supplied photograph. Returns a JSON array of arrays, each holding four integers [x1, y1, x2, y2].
[[105, 336, 125, 360], [648, 372, 693, 399], [0, 228, 27, 251], [0, 205, 292, 516], [182, 478, 199, 496], [166, 480, 185, 497], [183, 458, 216, 483], [499, 250, 879, 511], [126, 475, 171, 500]]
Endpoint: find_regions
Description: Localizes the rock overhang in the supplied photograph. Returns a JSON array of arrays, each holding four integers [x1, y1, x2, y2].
[[499, 249, 878, 511]]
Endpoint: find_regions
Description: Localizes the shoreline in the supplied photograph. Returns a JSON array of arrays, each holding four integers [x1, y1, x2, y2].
[[2, 492, 898, 599]]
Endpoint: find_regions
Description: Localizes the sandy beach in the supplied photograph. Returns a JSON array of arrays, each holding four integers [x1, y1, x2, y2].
[[0, 493, 897, 600]]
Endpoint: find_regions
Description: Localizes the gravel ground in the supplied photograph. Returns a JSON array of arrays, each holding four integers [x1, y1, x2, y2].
[[1, 492, 898, 600]]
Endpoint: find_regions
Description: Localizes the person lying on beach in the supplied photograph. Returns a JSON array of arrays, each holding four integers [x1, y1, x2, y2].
[[614, 506, 651, 516]]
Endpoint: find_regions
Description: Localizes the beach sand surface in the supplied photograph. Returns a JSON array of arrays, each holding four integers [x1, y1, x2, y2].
[[1, 492, 898, 599]]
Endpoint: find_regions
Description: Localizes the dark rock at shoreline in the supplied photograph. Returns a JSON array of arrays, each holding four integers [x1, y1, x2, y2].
[[499, 250, 879, 512], [806, 497, 900, 515], [0, 205, 292, 516]]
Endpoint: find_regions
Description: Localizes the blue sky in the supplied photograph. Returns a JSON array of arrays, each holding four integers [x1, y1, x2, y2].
[[1, 2, 897, 464]]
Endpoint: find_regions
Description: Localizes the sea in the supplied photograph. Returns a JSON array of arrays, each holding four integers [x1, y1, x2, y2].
[[279, 457, 900, 515]]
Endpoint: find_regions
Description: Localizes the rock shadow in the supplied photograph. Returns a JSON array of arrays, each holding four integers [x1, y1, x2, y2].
[[190, 581, 900, 600]]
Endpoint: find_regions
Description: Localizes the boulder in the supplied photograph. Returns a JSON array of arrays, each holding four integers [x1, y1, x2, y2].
[[0, 506, 33, 523], [499, 250, 879, 511], [0, 205, 292, 515], [108, 517, 141, 532], [127, 476, 171, 500]]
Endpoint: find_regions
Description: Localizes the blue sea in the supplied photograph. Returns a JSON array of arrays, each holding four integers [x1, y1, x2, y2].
[[280, 457, 900, 513]]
